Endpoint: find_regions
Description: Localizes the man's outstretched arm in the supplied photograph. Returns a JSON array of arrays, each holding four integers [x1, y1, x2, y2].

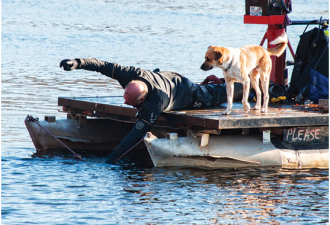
[[60, 58, 117, 77], [106, 104, 162, 164], [60, 58, 141, 88], [104, 119, 153, 164]]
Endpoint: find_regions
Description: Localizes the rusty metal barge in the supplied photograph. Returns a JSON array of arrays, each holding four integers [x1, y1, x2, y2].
[[25, 96, 329, 169]]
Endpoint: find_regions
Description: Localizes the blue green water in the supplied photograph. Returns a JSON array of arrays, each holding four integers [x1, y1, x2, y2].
[[2, 0, 329, 224]]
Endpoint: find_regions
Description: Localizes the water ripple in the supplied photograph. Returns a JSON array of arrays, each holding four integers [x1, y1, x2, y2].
[[2, 0, 329, 224]]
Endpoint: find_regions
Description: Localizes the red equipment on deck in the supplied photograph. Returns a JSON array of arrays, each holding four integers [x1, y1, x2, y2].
[[244, 0, 293, 86]]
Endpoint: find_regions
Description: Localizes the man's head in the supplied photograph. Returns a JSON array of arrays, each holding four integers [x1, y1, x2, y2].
[[123, 81, 148, 107]]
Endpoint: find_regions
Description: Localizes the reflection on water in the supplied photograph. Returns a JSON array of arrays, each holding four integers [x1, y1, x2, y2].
[[2, 0, 329, 224], [125, 167, 329, 224], [2, 156, 329, 224]]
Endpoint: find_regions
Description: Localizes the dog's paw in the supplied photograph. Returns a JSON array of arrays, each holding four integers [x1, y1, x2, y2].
[[222, 110, 231, 115], [260, 107, 268, 113], [243, 104, 250, 113], [253, 105, 260, 110]]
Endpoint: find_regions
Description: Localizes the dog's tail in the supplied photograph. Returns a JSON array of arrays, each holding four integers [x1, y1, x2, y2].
[[267, 33, 288, 57]]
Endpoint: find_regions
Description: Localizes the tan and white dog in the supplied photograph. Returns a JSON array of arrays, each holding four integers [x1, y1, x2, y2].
[[200, 33, 288, 115]]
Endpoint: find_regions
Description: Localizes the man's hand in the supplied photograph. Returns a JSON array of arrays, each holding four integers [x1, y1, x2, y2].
[[60, 59, 79, 71], [104, 151, 122, 164]]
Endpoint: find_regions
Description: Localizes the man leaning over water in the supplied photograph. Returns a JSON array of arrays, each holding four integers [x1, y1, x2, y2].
[[60, 58, 241, 164]]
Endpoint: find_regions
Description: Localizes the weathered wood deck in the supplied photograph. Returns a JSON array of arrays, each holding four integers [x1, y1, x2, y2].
[[58, 96, 329, 131]]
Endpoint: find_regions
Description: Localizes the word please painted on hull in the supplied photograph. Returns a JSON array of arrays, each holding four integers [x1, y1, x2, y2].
[[283, 126, 328, 143]]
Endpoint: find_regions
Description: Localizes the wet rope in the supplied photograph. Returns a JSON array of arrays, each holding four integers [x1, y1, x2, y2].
[[26, 115, 82, 160]]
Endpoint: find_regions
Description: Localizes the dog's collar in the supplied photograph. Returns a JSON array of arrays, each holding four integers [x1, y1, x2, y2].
[[224, 60, 232, 72]]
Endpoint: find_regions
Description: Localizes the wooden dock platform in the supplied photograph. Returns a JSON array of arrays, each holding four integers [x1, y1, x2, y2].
[[58, 96, 329, 132], [24, 96, 328, 165]]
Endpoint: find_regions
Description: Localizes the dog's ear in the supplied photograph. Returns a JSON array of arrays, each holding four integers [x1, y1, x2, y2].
[[207, 45, 214, 49], [214, 51, 223, 61]]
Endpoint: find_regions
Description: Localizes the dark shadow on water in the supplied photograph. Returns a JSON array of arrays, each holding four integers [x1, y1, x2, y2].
[[31, 147, 154, 167]]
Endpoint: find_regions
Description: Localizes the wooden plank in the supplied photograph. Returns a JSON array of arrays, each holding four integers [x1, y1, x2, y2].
[[58, 96, 138, 117], [58, 96, 329, 130]]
